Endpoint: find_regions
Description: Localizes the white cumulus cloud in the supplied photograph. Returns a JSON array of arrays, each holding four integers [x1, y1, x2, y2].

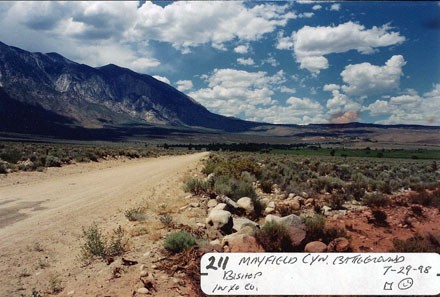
[[330, 3, 341, 11], [176, 80, 193, 92], [341, 55, 406, 96], [278, 21, 405, 73], [234, 44, 249, 54], [237, 57, 255, 66], [363, 84, 440, 125]]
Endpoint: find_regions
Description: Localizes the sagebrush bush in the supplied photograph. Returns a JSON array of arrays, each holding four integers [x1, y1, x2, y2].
[[256, 221, 290, 252], [0, 160, 8, 174], [362, 192, 388, 207], [45, 155, 62, 167], [164, 231, 197, 253], [304, 215, 325, 241], [393, 235, 439, 252], [183, 177, 209, 195], [124, 207, 146, 221], [372, 209, 388, 226], [81, 224, 127, 262]]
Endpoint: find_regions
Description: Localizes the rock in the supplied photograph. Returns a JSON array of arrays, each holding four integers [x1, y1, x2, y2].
[[237, 225, 259, 237], [304, 241, 328, 252], [206, 209, 233, 233], [140, 270, 148, 277], [264, 207, 275, 215], [190, 202, 200, 208], [285, 226, 306, 247], [290, 197, 301, 210], [322, 206, 332, 216], [259, 198, 271, 208], [288, 193, 296, 199], [264, 201, 276, 215], [328, 237, 350, 252], [212, 203, 227, 211], [210, 239, 221, 245], [207, 199, 218, 208], [67, 291, 75, 296], [222, 234, 264, 252], [265, 214, 304, 229], [301, 191, 309, 198], [305, 198, 315, 206], [207, 173, 215, 181], [196, 222, 205, 228], [137, 288, 149, 294], [233, 217, 259, 232], [237, 197, 254, 215]]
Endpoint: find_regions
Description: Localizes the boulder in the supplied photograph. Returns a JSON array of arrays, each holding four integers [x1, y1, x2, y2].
[[285, 226, 306, 247], [212, 203, 227, 211], [237, 197, 254, 215], [264, 201, 276, 215], [222, 234, 264, 252], [265, 214, 304, 229], [233, 217, 259, 232], [237, 225, 259, 237], [328, 237, 351, 252], [258, 198, 271, 209], [207, 199, 218, 208], [206, 210, 232, 232], [304, 241, 327, 252], [322, 206, 332, 216]]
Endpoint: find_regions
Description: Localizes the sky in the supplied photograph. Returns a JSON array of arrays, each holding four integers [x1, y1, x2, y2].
[[0, 1, 439, 126]]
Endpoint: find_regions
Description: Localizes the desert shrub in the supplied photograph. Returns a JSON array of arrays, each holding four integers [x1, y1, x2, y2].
[[304, 215, 325, 241], [328, 194, 347, 210], [344, 182, 365, 200], [212, 175, 256, 200], [164, 231, 197, 253], [160, 214, 174, 227], [124, 207, 146, 221], [411, 205, 424, 217], [81, 224, 127, 261], [312, 176, 344, 193], [259, 179, 273, 194], [0, 160, 8, 174], [45, 155, 62, 167], [393, 235, 439, 252], [0, 148, 22, 163], [371, 209, 388, 226], [408, 191, 430, 206], [362, 192, 388, 207], [183, 177, 209, 195], [256, 221, 290, 252], [324, 226, 347, 242]]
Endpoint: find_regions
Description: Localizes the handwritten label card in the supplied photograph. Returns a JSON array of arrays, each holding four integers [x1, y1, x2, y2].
[[200, 253, 440, 295]]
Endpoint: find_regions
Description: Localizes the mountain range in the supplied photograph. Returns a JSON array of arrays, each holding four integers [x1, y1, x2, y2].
[[0, 41, 439, 144]]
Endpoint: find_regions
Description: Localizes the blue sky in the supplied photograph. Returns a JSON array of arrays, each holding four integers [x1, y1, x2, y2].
[[0, 1, 439, 125]]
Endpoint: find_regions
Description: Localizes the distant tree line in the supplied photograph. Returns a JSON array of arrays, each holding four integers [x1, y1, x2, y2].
[[159, 142, 321, 152]]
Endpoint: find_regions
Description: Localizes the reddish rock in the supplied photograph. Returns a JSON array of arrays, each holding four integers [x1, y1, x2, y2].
[[286, 226, 306, 247], [328, 237, 351, 252], [304, 241, 327, 252], [222, 234, 264, 252]]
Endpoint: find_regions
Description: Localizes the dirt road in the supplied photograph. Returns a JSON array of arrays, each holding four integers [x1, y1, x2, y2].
[[0, 152, 208, 296]]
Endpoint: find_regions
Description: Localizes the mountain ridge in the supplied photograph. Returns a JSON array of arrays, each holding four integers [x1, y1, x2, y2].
[[0, 41, 439, 142]]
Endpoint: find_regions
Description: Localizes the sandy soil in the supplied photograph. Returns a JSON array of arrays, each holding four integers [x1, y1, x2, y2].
[[0, 152, 209, 297]]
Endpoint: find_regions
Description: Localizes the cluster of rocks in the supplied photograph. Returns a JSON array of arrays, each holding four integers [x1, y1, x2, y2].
[[203, 195, 351, 253]]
